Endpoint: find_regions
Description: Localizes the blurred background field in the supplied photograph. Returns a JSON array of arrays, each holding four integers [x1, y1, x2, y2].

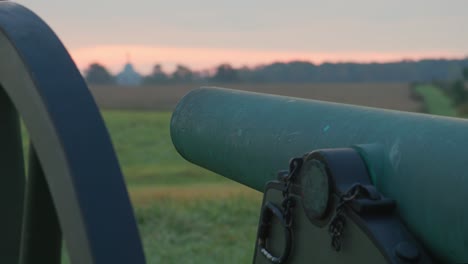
[[412, 85, 457, 116], [89, 83, 420, 112]]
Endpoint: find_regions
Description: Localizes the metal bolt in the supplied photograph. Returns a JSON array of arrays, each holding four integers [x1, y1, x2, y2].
[[395, 241, 420, 262]]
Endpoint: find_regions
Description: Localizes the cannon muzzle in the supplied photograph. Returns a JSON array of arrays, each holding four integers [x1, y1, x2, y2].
[[171, 87, 468, 262]]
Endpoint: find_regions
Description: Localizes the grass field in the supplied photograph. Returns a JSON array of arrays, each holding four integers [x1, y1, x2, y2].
[[102, 111, 262, 263], [89, 83, 419, 112], [103, 111, 225, 186], [136, 196, 260, 263], [413, 85, 457, 116]]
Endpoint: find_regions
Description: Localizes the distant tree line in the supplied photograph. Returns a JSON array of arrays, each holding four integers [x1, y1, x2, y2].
[[85, 58, 468, 85]]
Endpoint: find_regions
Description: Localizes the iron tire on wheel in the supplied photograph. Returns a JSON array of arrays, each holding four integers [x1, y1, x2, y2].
[[0, 2, 145, 263]]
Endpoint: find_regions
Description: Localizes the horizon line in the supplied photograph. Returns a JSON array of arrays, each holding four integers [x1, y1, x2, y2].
[[69, 44, 468, 74], [81, 56, 468, 75]]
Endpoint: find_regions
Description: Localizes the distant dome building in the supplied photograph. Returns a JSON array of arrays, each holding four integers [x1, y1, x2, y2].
[[116, 63, 142, 86]]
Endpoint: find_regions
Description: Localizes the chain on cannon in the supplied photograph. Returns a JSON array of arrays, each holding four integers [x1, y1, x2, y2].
[[253, 149, 433, 264], [0, 2, 145, 263], [256, 158, 302, 263]]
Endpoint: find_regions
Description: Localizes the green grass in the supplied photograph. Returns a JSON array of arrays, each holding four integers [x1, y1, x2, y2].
[[101, 111, 262, 262], [413, 85, 457, 116], [136, 196, 260, 263], [102, 111, 229, 186]]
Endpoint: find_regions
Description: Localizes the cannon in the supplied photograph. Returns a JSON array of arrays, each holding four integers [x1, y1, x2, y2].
[[171, 87, 468, 263], [2, 1, 466, 263]]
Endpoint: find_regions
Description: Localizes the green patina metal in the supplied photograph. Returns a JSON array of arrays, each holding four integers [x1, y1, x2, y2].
[[171, 87, 468, 263]]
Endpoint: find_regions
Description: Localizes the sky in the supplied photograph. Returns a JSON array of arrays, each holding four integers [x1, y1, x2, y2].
[[15, 0, 468, 74]]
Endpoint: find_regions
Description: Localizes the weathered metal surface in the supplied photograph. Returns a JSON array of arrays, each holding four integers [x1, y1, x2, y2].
[[0, 2, 145, 263], [256, 148, 431, 264], [171, 87, 468, 263], [254, 183, 387, 264]]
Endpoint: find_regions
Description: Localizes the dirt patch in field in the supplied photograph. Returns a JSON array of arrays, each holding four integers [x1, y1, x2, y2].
[[89, 83, 421, 112]]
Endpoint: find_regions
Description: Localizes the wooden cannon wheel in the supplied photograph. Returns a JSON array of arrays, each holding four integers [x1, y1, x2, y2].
[[0, 2, 145, 263]]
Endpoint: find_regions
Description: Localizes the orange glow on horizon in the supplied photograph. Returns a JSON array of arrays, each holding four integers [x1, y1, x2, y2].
[[69, 45, 467, 74]]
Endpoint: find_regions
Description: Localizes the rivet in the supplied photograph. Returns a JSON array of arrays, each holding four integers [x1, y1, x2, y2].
[[395, 241, 420, 262]]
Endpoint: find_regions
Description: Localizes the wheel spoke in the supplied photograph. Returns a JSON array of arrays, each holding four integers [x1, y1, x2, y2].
[[0, 87, 25, 263], [20, 144, 62, 264]]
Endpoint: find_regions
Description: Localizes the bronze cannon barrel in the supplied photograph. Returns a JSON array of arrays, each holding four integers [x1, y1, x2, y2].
[[171, 87, 468, 262]]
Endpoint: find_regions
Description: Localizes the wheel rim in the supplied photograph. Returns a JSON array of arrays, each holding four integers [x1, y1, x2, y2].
[[0, 2, 145, 263]]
